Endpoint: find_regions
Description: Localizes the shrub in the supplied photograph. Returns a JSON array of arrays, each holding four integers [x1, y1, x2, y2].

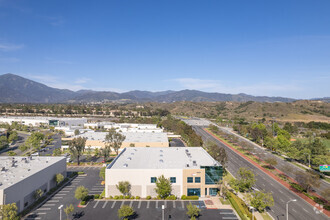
[[290, 182, 304, 193], [135, 196, 140, 199], [166, 195, 177, 200], [181, 195, 187, 200], [119, 195, 124, 199], [124, 195, 130, 199], [109, 196, 113, 199], [185, 196, 199, 200], [77, 171, 85, 175], [131, 196, 135, 199], [146, 196, 151, 200], [114, 196, 119, 200], [80, 201, 86, 205], [94, 194, 100, 199]]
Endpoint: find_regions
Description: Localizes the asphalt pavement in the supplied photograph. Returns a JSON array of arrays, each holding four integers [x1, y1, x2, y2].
[[193, 126, 328, 220]]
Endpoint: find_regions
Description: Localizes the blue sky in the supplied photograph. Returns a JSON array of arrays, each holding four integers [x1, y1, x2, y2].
[[0, 0, 329, 99]]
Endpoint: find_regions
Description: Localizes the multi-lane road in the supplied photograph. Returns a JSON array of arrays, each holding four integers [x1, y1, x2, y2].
[[191, 124, 328, 220]]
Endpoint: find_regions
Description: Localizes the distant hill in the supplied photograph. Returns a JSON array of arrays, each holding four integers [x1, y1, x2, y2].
[[0, 73, 322, 104]]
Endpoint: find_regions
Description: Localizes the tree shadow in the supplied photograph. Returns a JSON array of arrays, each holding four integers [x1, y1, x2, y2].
[[73, 211, 85, 219]]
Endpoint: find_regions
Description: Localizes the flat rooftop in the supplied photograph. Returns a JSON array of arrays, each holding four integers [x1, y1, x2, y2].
[[78, 132, 168, 143], [0, 116, 85, 121], [0, 156, 66, 189], [108, 147, 220, 170]]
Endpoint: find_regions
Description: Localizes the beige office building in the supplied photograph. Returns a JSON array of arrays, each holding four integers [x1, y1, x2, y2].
[[105, 147, 223, 198]]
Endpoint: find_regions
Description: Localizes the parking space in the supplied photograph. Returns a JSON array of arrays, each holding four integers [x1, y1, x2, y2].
[[24, 166, 103, 220]]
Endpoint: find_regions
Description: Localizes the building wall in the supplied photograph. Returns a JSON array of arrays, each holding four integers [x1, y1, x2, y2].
[[1, 158, 66, 212], [105, 169, 182, 198]]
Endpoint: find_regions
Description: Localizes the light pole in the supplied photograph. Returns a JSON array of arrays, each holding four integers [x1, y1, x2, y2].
[[162, 205, 165, 220], [58, 204, 63, 220], [286, 199, 296, 220]]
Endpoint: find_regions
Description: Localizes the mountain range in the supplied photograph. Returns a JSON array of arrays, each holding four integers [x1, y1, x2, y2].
[[0, 73, 326, 103]]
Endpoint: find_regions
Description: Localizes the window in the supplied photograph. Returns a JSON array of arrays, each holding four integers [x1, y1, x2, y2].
[[201, 166, 223, 185], [187, 177, 193, 183], [151, 177, 157, 183], [209, 188, 219, 196], [195, 177, 201, 183], [187, 188, 201, 196], [170, 177, 176, 183]]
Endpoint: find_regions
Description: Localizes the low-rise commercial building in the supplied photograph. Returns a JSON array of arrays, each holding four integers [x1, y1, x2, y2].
[[105, 147, 223, 198], [0, 156, 66, 212], [0, 116, 87, 127]]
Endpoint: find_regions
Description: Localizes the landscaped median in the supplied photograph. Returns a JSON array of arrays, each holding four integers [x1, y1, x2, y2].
[[204, 128, 330, 217]]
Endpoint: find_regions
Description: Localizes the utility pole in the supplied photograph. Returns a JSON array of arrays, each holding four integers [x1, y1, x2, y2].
[[286, 199, 297, 220]]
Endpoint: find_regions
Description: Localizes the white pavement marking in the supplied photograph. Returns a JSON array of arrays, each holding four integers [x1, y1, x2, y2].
[[181, 201, 184, 208], [164, 200, 167, 208], [147, 201, 150, 209], [173, 201, 176, 208], [111, 201, 116, 208], [102, 201, 108, 209], [37, 213, 46, 215], [138, 201, 141, 209], [156, 200, 158, 208], [292, 208, 297, 213], [44, 204, 56, 206], [56, 194, 66, 196], [120, 201, 125, 207], [93, 201, 99, 208], [302, 208, 308, 212], [222, 217, 238, 220], [61, 190, 70, 193], [279, 190, 284, 194], [129, 200, 133, 207], [48, 200, 60, 202], [38, 208, 51, 211], [280, 199, 284, 203]]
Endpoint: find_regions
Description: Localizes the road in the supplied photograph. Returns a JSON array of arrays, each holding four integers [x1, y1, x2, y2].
[[193, 126, 328, 220], [0, 132, 29, 156], [216, 126, 330, 197]]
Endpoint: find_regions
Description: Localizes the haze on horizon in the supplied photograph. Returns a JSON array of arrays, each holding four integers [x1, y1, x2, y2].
[[0, 0, 329, 99]]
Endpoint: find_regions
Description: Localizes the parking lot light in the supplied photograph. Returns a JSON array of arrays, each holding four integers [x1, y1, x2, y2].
[[58, 204, 63, 220]]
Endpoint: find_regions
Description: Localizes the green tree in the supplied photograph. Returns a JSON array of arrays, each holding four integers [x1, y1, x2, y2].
[[55, 173, 64, 185], [155, 175, 172, 199], [249, 191, 274, 212], [100, 144, 111, 162], [0, 136, 8, 150], [34, 189, 44, 200], [52, 148, 62, 156], [186, 203, 200, 220], [117, 205, 134, 220], [75, 186, 89, 201], [69, 137, 86, 165], [116, 181, 131, 196], [321, 188, 330, 201], [8, 131, 18, 143], [236, 167, 256, 192], [264, 157, 278, 169], [105, 128, 126, 155], [295, 170, 320, 192], [0, 203, 19, 220], [64, 204, 74, 220], [25, 132, 45, 151], [74, 129, 80, 136], [99, 167, 106, 180], [205, 141, 228, 168]]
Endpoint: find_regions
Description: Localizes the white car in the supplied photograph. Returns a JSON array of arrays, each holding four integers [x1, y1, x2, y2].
[[31, 152, 39, 156]]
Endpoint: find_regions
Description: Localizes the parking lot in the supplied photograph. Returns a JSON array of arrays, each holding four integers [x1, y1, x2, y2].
[[24, 166, 238, 220]]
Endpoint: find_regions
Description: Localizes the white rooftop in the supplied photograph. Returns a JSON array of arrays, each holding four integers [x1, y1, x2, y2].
[[108, 147, 220, 170], [0, 156, 66, 189], [0, 116, 85, 121], [77, 131, 168, 143]]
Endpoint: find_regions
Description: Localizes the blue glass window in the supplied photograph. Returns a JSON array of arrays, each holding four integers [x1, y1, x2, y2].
[[170, 177, 176, 183], [201, 166, 223, 185], [187, 177, 193, 183], [151, 177, 157, 183], [195, 177, 201, 183]]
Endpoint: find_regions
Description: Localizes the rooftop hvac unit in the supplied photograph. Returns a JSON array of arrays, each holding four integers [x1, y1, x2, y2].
[[186, 164, 190, 167], [123, 163, 128, 168], [159, 159, 164, 163]]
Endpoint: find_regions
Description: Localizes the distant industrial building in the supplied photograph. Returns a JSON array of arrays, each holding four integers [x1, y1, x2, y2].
[[105, 147, 222, 198], [84, 122, 163, 133], [63, 131, 169, 149], [0, 156, 66, 212], [0, 116, 87, 127]]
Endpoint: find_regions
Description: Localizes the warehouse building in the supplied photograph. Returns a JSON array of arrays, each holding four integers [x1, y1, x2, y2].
[[64, 131, 169, 149], [105, 147, 223, 198], [0, 116, 87, 127], [0, 156, 66, 212]]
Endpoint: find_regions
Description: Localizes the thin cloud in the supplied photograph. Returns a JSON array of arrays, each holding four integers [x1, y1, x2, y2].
[[0, 43, 24, 51], [0, 57, 20, 63], [74, 77, 90, 84]]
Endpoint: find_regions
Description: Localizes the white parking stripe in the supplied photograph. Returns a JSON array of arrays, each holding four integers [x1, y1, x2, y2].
[[44, 204, 56, 206], [37, 213, 46, 215], [102, 201, 108, 208], [156, 200, 158, 208], [93, 201, 99, 208], [181, 201, 184, 208], [48, 200, 60, 202], [56, 194, 66, 196], [111, 201, 116, 208], [129, 200, 133, 207], [138, 201, 141, 209], [38, 208, 51, 211], [164, 200, 167, 208], [120, 201, 125, 207], [147, 201, 150, 208], [173, 201, 176, 208], [61, 191, 70, 193]]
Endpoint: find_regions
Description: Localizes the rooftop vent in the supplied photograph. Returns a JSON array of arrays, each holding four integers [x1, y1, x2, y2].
[[159, 154, 163, 157], [159, 159, 164, 163], [123, 163, 128, 167], [131, 153, 134, 155], [160, 150, 163, 152], [186, 164, 190, 167], [127, 157, 132, 161]]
